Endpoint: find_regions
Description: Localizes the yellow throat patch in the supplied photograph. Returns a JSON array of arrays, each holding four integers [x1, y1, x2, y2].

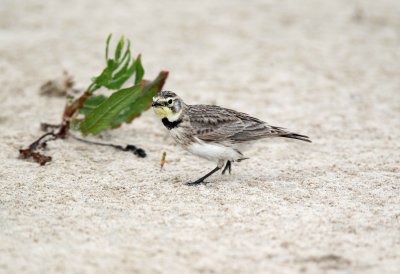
[[153, 107, 172, 118]]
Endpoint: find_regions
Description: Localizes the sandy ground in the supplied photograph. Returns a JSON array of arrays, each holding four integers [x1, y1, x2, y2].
[[1, 0, 399, 273]]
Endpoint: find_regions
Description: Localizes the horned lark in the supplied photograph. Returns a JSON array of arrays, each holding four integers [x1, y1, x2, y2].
[[152, 91, 311, 186]]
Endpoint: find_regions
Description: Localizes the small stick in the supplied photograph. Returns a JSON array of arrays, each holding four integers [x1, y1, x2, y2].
[[28, 132, 58, 150], [160, 151, 167, 170]]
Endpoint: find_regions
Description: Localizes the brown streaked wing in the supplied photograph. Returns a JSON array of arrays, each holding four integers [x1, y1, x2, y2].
[[187, 105, 281, 142]]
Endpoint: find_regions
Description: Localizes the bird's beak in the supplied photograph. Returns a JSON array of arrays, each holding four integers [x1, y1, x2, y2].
[[152, 101, 162, 107]]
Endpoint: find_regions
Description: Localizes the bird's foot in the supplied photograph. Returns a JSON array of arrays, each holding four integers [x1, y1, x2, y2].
[[185, 180, 209, 186]]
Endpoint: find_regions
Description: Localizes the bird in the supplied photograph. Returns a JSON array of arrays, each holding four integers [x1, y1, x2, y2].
[[152, 91, 311, 186]]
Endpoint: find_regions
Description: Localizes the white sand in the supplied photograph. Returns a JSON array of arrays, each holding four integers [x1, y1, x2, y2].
[[1, 0, 399, 273]]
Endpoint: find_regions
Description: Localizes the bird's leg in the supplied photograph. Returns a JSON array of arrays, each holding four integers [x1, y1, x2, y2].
[[186, 166, 221, 186], [222, 161, 232, 175]]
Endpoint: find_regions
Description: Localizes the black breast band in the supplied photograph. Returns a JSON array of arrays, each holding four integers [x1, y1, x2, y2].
[[162, 118, 182, 130]]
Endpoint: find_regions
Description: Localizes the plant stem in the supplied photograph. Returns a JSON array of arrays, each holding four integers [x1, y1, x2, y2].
[[71, 135, 146, 158], [57, 91, 92, 138], [29, 132, 58, 150]]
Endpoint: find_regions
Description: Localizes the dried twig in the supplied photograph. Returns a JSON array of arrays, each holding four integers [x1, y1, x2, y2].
[[19, 132, 58, 165], [160, 151, 167, 170]]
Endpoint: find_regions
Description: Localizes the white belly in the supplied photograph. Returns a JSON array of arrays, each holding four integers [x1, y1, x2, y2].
[[187, 141, 242, 162]]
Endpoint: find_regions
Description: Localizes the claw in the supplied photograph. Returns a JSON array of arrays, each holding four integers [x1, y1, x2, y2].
[[186, 181, 209, 186]]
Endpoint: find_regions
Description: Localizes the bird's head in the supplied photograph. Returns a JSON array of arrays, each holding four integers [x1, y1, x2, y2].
[[152, 91, 184, 121]]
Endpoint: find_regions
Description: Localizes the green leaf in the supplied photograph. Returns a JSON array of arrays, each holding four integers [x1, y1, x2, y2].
[[115, 36, 125, 62], [134, 54, 144, 85], [107, 59, 117, 71], [79, 85, 142, 135], [111, 71, 168, 128], [105, 34, 112, 61], [70, 119, 80, 131], [86, 82, 98, 93], [117, 40, 131, 66], [79, 95, 108, 115], [106, 49, 137, 90], [113, 50, 132, 80], [106, 62, 137, 90], [89, 36, 137, 92], [92, 67, 112, 87]]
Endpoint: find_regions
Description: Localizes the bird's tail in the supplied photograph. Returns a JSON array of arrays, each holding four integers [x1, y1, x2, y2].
[[280, 132, 311, 143], [270, 126, 312, 143]]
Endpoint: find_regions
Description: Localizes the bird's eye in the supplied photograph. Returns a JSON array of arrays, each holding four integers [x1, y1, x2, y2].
[[167, 99, 173, 105]]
